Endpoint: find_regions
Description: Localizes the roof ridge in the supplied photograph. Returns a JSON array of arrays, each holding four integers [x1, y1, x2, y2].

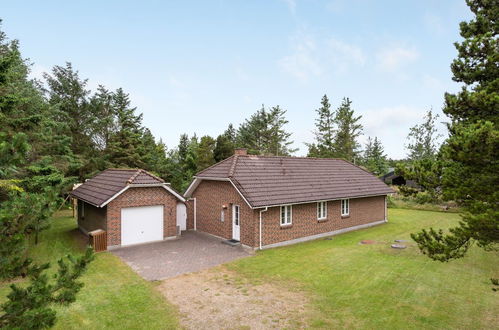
[[127, 169, 142, 184], [139, 170, 165, 183], [228, 155, 239, 178], [231, 154, 348, 161], [195, 155, 235, 176]]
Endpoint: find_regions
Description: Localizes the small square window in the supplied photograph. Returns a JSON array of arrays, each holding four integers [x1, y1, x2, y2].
[[341, 199, 350, 217], [317, 201, 327, 220]]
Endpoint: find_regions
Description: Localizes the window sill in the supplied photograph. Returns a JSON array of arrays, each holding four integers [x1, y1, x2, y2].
[[317, 218, 328, 222], [341, 215, 350, 219], [280, 224, 293, 229]]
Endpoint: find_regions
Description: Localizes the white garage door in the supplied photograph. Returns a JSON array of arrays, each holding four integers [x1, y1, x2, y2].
[[121, 205, 164, 246]]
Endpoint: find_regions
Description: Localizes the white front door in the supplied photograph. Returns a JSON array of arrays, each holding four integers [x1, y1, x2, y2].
[[176, 203, 187, 231], [232, 205, 240, 241], [121, 205, 164, 246]]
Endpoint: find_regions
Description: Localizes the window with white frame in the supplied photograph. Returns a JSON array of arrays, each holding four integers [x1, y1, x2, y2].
[[341, 199, 350, 216], [280, 205, 292, 225], [317, 201, 327, 220]]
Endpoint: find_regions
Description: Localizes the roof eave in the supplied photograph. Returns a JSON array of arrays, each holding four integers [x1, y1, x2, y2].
[[252, 192, 394, 209]]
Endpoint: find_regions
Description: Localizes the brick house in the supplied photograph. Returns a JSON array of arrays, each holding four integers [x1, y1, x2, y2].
[[184, 149, 394, 249], [70, 169, 186, 249]]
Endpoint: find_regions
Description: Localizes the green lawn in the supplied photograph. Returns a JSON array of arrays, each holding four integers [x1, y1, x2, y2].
[[1, 209, 497, 329], [228, 209, 499, 329], [0, 210, 179, 330]]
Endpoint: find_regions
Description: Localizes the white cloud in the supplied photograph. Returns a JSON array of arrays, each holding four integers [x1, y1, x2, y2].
[[278, 31, 366, 80], [235, 66, 249, 81], [422, 74, 445, 91], [361, 105, 425, 158], [278, 32, 323, 81], [328, 38, 366, 72], [280, 0, 296, 15], [167, 74, 185, 88], [326, 0, 345, 13], [376, 46, 419, 72], [423, 13, 445, 36], [359, 105, 448, 159]]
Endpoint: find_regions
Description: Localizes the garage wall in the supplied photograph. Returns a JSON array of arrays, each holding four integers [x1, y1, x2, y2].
[[77, 200, 107, 234], [106, 187, 178, 247]]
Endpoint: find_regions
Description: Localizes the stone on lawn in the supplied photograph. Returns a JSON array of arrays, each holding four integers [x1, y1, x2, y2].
[[391, 244, 407, 249]]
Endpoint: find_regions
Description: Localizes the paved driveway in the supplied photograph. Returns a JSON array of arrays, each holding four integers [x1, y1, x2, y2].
[[111, 231, 252, 281]]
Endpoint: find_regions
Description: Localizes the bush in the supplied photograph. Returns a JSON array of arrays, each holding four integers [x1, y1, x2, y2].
[[398, 185, 419, 197], [415, 191, 436, 205]]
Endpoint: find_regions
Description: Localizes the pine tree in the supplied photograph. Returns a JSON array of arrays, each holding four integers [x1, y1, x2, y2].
[[0, 248, 94, 329], [106, 88, 145, 169], [363, 137, 388, 176], [236, 105, 295, 156], [308, 95, 335, 157], [44, 63, 93, 161], [333, 98, 363, 162], [197, 135, 216, 171], [236, 106, 269, 154], [411, 0, 499, 263], [90, 85, 116, 152], [406, 110, 441, 161], [266, 106, 296, 156], [214, 124, 236, 162]]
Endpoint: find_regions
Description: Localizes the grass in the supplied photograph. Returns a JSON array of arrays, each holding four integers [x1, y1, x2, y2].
[[228, 209, 499, 329], [388, 195, 461, 213], [0, 210, 178, 330], [2, 209, 496, 329]]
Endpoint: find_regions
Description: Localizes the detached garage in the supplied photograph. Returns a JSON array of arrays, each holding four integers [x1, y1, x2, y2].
[[70, 169, 186, 249]]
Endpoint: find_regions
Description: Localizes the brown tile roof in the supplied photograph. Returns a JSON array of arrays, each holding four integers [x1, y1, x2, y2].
[[196, 155, 394, 208], [70, 169, 165, 207]]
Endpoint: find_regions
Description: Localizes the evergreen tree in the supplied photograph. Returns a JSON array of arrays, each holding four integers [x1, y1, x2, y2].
[[266, 106, 296, 156], [406, 110, 441, 160], [363, 137, 388, 176], [214, 124, 236, 162], [197, 135, 216, 171], [236, 106, 269, 154], [224, 123, 236, 143], [411, 0, 499, 263], [44, 63, 93, 162], [308, 95, 335, 157], [0, 248, 94, 329], [106, 88, 145, 169], [236, 105, 295, 155], [333, 98, 363, 162], [90, 85, 116, 152]]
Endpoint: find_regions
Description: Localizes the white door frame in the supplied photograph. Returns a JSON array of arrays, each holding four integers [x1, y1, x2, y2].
[[176, 203, 187, 231], [232, 204, 240, 241]]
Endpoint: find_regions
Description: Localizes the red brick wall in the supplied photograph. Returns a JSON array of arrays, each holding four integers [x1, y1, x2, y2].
[[191, 180, 257, 247], [106, 187, 178, 247], [261, 196, 386, 246], [185, 199, 194, 230]]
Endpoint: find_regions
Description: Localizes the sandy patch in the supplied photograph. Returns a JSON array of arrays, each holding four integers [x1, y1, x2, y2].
[[157, 267, 312, 329]]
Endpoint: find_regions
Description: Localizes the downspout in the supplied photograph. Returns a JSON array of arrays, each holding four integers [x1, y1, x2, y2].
[[259, 207, 268, 250], [384, 196, 387, 222], [193, 198, 197, 230]]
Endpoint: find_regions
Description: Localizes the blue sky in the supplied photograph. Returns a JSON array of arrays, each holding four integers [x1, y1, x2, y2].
[[2, 0, 472, 158]]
